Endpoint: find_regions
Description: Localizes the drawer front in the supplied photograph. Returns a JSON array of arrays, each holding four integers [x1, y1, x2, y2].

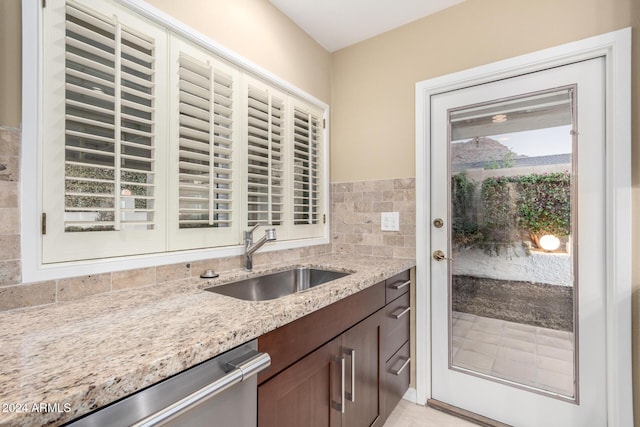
[[385, 270, 411, 304], [381, 292, 410, 363], [383, 341, 410, 421]]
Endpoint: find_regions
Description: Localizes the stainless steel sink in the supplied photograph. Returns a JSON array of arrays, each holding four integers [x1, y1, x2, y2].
[[205, 267, 350, 301]]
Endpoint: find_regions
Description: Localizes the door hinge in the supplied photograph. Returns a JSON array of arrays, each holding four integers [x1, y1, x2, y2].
[[323, 118, 326, 129], [323, 214, 326, 224], [42, 0, 46, 8], [41, 212, 47, 235]]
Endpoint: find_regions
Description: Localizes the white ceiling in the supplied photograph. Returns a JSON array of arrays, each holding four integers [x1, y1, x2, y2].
[[269, 0, 465, 52]]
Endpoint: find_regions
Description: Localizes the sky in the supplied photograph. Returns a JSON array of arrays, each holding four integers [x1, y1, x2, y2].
[[481, 125, 572, 158]]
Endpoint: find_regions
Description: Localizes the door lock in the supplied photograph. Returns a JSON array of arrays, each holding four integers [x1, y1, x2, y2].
[[432, 250, 453, 261], [433, 218, 444, 228]]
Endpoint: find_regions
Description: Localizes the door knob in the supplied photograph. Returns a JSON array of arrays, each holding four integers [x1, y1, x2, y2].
[[432, 250, 452, 261]]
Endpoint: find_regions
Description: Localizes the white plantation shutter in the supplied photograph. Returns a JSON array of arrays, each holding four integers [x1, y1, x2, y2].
[[177, 55, 234, 228], [292, 107, 322, 225], [246, 82, 286, 227], [64, 2, 156, 232], [168, 37, 240, 250], [41, 0, 326, 264], [42, 0, 167, 263]]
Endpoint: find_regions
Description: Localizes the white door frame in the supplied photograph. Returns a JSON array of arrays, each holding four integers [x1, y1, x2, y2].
[[414, 28, 632, 426]]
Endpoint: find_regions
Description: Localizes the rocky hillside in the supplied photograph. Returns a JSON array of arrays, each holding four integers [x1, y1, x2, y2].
[[451, 137, 518, 165]]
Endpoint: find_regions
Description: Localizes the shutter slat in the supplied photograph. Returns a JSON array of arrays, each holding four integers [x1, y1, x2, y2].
[[177, 54, 236, 229], [65, 51, 115, 76]]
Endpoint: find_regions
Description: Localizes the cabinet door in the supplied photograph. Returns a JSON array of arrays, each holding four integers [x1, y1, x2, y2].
[[342, 313, 383, 427], [258, 337, 343, 427]]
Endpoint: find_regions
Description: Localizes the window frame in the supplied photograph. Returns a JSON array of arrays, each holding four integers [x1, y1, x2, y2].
[[21, 0, 330, 283]]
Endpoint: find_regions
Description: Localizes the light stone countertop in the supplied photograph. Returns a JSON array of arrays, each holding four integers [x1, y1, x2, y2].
[[0, 255, 415, 426]]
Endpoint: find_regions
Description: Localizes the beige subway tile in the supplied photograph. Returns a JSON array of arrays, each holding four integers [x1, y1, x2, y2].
[[403, 235, 416, 248], [372, 201, 394, 212], [353, 245, 373, 256], [219, 255, 243, 272], [383, 190, 405, 202], [0, 208, 20, 234], [332, 192, 345, 203], [112, 267, 156, 290], [345, 233, 364, 244], [0, 234, 20, 260], [371, 179, 395, 191], [0, 281, 56, 311], [372, 246, 393, 258], [344, 192, 364, 204], [352, 223, 372, 234], [156, 262, 191, 283], [353, 201, 372, 213], [0, 127, 20, 157], [0, 181, 18, 208], [351, 181, 369, 192], [393, 247, 416, 259], [361, 233, 382, 246], [362, 191, 382, 203], [58, 273, 111, 301], [312, 244, 333, 256], [0, 156, 19, 182], [393, 200, 416, 214], [343, 212, 364, 225], [334, 182, 353, 193], [333, 223, 353, 234], [394, 178, 415, 190], [383, 235, 405, 247], [404, 189, 416, 202], [0, 260, 21, 286], [333, 243, 353, 255]]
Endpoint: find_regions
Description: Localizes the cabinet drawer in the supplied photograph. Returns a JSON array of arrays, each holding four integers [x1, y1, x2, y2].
[[381, 292, 410, 363], [385, 270, 410, 304], [383, 341, 410, 421]]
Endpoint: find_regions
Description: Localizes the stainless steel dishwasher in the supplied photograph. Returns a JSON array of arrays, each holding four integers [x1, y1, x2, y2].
[[67, 340, 270, 427]]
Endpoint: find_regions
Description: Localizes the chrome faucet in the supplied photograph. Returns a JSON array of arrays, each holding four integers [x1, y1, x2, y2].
[[244, 224, 277, 270]]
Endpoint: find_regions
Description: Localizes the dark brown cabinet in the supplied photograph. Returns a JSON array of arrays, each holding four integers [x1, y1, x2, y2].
[[381, 270, 411, 420], [258, 269, 411, 427], [258, 337, 342, 427], [342, 313, 383, 427]]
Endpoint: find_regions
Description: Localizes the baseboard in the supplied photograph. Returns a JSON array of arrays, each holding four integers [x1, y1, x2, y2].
[[402, 387, 418, 403], [427, 399, 512, 427]]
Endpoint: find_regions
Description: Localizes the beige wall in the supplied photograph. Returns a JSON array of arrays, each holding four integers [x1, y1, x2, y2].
[[330, 0, 635, 182], [146, 0, 331, 104], [331, 0, 639, 422], [0, 0, 331, 129], [0, 0, 21, 128]]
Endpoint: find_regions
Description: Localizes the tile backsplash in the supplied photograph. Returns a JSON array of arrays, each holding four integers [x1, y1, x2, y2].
[[0, 126, 415, 312], [331, 178, 416, 259]]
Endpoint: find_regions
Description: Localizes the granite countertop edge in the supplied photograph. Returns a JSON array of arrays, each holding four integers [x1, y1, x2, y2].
[[0, 254, 415, 426]]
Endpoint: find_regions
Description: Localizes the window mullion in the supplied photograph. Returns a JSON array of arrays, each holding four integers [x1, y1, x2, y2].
[[208, 63, 216, 226], [267, 91, 273, 226], [114, 19, 123, 231]]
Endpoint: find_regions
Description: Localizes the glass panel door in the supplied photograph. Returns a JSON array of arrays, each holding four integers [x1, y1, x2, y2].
[[448, 87, 577, 399]]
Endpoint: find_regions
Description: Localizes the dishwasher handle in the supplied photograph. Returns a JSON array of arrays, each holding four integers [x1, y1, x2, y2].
[[131, 351, 271, 427]]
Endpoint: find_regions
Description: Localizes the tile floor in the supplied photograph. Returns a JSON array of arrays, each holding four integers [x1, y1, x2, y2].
[[451, 312, 575, 397], [384, 399, 478, 427]]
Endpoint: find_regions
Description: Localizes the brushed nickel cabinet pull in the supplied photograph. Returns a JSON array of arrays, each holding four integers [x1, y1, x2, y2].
[[391, 306, 410, 320], [389, 280, 410, 290]]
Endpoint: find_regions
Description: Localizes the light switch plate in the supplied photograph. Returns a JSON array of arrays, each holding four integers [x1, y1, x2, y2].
[[381, 212, 400, 231]]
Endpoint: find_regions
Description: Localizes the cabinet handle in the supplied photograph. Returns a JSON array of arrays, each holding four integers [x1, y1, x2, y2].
[[131, 351, 270, 427], [332, 356, 346, 414], [389, 280, 410, 291], [391, 306, 410, 319], [389, 356, 411, 376], [344, 348, 356, 402]]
